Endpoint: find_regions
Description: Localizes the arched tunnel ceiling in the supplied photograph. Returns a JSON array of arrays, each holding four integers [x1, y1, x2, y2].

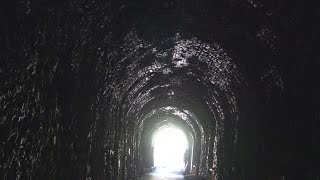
[[111, 31, 243, 130], [1, 0, 319, 179], [108, 32, 245, 176], [139, 106, 203, 142]]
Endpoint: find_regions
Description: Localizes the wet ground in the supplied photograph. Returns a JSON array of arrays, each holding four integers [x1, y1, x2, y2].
[[138, 168, 184, 180], [138, 168, 205, 180]]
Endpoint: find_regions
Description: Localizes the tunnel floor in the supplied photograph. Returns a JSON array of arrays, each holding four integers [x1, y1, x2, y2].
[[138, 168, 184, 180]]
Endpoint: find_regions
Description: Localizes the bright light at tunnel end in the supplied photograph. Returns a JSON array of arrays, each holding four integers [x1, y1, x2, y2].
[[153, 127, 188, 171]]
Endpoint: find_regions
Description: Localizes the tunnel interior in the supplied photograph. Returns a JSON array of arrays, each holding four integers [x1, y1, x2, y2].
[[1, 0, 320, 179]]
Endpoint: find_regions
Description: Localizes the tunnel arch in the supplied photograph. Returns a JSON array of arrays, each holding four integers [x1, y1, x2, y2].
[[101, 29, 244, 179], [2, 1, 316, 180]]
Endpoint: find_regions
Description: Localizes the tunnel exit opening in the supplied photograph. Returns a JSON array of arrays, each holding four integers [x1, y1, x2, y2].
[[152, 127, 188, 171]]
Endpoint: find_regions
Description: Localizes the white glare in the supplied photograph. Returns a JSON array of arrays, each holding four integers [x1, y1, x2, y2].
[[153, 127, 188, 171]]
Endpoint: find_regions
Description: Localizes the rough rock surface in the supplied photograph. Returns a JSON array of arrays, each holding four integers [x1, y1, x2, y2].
[[1, 0, 319, 179]]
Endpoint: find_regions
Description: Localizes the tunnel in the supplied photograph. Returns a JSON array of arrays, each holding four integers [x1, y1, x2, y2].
[[0, 0, 320, 180]]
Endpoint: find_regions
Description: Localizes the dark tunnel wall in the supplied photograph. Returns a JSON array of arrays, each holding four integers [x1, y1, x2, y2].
[[1, 0, 320, 180]]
